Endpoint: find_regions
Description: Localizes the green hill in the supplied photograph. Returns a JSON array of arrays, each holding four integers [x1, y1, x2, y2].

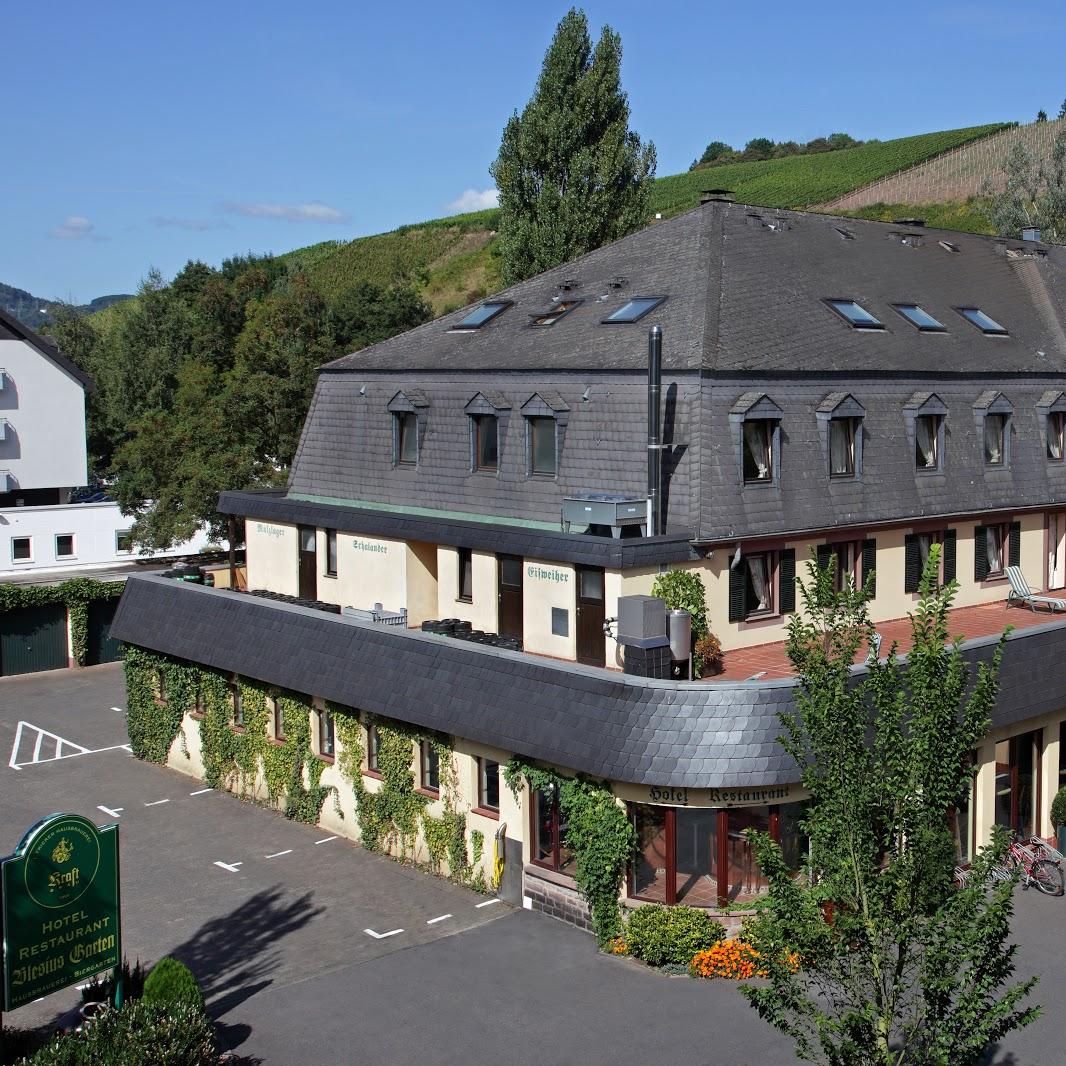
[[274, 124, 1007, 316]]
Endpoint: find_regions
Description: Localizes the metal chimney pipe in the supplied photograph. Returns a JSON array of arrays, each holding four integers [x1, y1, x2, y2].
[[647, 325, 663, 537]]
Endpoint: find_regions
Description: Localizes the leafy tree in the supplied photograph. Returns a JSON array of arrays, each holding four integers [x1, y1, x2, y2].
[[1037, 109, 1048, 123], [741, 550, 1037, 1064], [696, 140, 732, 166], [743, 137, 776, 160], [983, 128, 1066, 243], [1059, 98, 1066, 120], [490, 8, 656, 284]]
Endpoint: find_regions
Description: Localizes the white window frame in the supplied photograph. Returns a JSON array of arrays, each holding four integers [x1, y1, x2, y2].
[[55, 533, 76, 559], [11, 536, 33, 564]]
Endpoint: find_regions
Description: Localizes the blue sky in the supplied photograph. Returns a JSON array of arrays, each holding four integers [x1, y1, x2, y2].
[[4, 0, 1065, 300]]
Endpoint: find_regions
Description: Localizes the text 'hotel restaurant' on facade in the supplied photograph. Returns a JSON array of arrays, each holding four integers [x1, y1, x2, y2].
[[112, 196, 1066, 925]]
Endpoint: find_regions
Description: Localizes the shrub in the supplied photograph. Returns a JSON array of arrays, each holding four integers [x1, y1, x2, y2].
[[142, 957, 205, 1014], [694, 633, 723, 675], [1051, 785, 1066, 828], [80, 958, 147, 1003], [18, 1002, 220, 1065], [624, 904, 725, 967]]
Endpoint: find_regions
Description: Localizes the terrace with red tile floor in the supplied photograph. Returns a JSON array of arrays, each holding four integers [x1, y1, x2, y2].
[[709, 598, 1066, 683]]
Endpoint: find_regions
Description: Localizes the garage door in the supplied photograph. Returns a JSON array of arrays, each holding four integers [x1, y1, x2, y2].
[[87, 598, 123, 665], [0, 604, 69, 676]]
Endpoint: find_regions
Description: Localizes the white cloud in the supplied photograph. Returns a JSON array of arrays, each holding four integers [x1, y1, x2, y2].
[[152, 216, 229, 231], [445, 188, 499, 213], [222, 201, 350, 223], [49, 215, 107, 241]]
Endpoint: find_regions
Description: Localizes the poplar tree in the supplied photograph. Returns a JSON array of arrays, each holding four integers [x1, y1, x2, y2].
[[741, 550, 1038, 1065], [490, 9, 656, 285]]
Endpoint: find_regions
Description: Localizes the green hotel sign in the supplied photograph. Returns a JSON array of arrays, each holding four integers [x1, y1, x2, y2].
[[2, 813, 121, 1011]]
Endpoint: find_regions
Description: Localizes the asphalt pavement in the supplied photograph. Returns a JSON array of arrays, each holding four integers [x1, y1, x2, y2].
[[0, 664, 1063, 1065]]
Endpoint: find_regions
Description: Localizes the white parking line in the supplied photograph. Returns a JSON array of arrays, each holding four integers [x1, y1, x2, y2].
[[9, 721, 90, 769], [475, 898, 502, 908], [110, 706, 124, 714], [364, 927, 404, 939], [214, 861, 243, 873], [190, 788, 212, 796], [314, 835, 337, 844], [97, 805, 123, 818], [144, 798, 170, 807], [426, 914, 452, 925], [265, 850, 292, 859]]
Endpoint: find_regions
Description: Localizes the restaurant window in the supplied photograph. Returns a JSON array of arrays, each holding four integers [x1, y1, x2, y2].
[[318, 709, 335, 759], [533, 785, 575, 874], [325, 529, 338, 577], [471, 414, 498, 471], [829, 417, 857, 477], [11, 537, 31, 562], [420, 740, 440, 794], [729, 549, 796, 622], [367, 723, 381, 773], [915, 414, 942, 471], [55, 534, 75, 558], [995, 730, 1041, 839], [394, 411, 418, 466], [457, 547, 473, 602], [742, 420, 775, 482], [743, 552, 774, 616], [527, 416, 557, 477], [974, 522, 1018, 581], [1048, 411, 1065, 462], [984, 413, 1007, 466], [629, 803, 807, 907], [478, 758, 500, 812]]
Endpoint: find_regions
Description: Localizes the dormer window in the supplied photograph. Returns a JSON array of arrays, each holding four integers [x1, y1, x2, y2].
[[388, 390, 429, 467], [528, 417, 557, 476], [893, 304, 946, 332], [395, 412, 417, 465], [817, 392, 865, 480], [829, 418, 857, 477], [472, 414, 498, 471], [602, 296, 666, 324], [743, 421, 774, 482], [825, 299, 884, 330], [957, 307, 1008, 335], [974, 390, 1012, 468], [984, 414, 1006, 465], [1049, 412, 1065, 461], [452, 300, 512, 331], [915, 415, 941, 470], [730, 392, 782, 486], [530, 299, 581, 327], [520, 392, 569, 479]]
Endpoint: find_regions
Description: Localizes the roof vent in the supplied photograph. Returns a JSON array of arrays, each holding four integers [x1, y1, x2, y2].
[[558, 278, 580, 292], [1022, 227, 1043, 242], [893, 217, 925, 227], [700, 188, 734, 204], [610, 275, 627, 289]]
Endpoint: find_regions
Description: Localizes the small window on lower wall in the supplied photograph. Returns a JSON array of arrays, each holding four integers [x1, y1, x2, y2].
[[629, 802, 808, 907], [904, 530, 956, 591], [318, 709, 335, 759], [420, 740, 439, 794], [11, 537, 31, 562], [366, 723, 381, 773], [325, 529, 338, 577], [115, 530, 133, 554], [728, 549, 796, 622], [231, 683, 243, 728], [478, 758, 500, 812], [974, 522, 1019, 581], [55, 534, 75, 558], [457, 547, 473, 602], [268, 696, 285, 741], [532, 785, 575, 874]]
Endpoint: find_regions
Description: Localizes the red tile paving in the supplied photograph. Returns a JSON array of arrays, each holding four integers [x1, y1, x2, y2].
[[710, 599, 1066, 683]]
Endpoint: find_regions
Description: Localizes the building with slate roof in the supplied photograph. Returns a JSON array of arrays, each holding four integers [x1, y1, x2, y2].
[[112, 199, 1066, 924]]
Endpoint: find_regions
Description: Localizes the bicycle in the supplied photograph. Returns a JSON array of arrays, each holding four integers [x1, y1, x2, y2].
[[1000, 835, 1064, 896]]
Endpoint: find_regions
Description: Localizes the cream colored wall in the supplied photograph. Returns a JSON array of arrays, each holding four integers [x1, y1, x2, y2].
[[437, 547, 498, 630], [245, 520, 298, 595], [318, 529, 408, 614], [166, 714, 205, 779], [523, 561, 576, 659], [405, 541, 439, 627]]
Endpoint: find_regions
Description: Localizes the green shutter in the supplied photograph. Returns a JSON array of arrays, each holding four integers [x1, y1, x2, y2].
[[779, 549, 797, 614], [943, 529, 957, 584], [816, 544, 832, 575], [862, 539, 877, 596], [728, 561, 747, 623], [974, 526, 988, 582], [904, 534, 921, 593], [1009, 522, 1021, 568]]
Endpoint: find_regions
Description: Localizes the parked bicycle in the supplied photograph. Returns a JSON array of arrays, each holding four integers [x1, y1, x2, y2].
[[954, 834, 1064, 896]]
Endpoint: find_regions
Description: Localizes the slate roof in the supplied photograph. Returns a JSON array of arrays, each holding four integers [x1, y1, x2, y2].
[[323, 201, 1066, 376], [0, 307, 96, 392], [111, 575, 1066, 788]]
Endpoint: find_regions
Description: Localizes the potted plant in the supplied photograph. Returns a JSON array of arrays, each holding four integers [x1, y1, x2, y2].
[[695, 633, 724, 677], [1051, 786, 1066, 855]]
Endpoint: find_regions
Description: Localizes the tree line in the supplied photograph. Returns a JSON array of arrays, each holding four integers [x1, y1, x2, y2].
[[690, 131, 864, 171]]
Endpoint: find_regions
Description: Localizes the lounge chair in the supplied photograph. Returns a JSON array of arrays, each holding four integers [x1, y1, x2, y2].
[[1005, 566, 1066, 612]]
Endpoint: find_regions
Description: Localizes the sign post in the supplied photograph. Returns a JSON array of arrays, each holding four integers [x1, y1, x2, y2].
[[1, 813, 121, 1019]]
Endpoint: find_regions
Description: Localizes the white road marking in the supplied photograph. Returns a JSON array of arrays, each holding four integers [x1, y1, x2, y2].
[[475, 898, 502, 908], [110, 706, 124, 714], [214, 861, 243, 873], [314, 835, 337, 844], [97, 805, 123, 818], [265, 849, 292, 859], [9, 720, 90, 769], [189, 788, 212, 796], [426, 914, 452, 925], [144, 798, 170, 807], [364, 927, 404, 939]]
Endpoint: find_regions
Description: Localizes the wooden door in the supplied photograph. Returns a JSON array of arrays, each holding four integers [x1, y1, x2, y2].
[[298, 526, 318, 600], [497, 554, 523, 641], [575, 565, 606, 667]]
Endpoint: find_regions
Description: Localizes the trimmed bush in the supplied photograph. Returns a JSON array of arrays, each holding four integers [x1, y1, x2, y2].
[[1051, 785, 1066, 829], [17, 1002, 220, 1065], [625, 904, 726, 967], [142, 957, 205, 1014]]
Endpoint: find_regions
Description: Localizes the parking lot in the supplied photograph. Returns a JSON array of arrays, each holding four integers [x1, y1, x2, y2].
[[1, 665, 1064, 1064]]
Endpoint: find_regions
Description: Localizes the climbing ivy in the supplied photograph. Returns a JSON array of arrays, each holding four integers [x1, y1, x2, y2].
[[504, 758, 635, 944], [124, 647, 199, 762], [0, 577, 124, 666]]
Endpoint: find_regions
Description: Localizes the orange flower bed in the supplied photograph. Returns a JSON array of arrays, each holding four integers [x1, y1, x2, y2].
[[689, 940, 800, 979], [606, 937, 629, 956]]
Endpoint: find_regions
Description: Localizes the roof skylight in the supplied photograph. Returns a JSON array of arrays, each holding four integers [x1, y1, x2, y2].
[[835, 227, 856, 240], [530, 299, 581, 327], [452, 301, 512, 331], [893, 304, 946, 332], [826, 299, 884, 330], [957, 307, 1008, 336], [602, 296, 666, 324]]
